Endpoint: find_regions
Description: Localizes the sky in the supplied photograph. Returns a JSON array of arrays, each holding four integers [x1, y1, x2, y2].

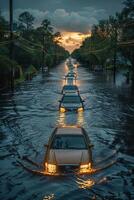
[[1, 0, 124, 52]]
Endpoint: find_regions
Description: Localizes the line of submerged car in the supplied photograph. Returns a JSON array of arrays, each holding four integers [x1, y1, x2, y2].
[[44, 62, 94, 175], [20, 60, 94, 176], [59, 68, 84, 112]]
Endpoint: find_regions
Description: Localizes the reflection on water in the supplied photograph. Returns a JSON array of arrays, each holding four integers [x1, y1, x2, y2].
[[43, 194, 54, 200], [77, 111, 84, 125], [57, 112, 66, 126], [76, 177, 95, 189], [58, 111, 84, 126], [0, 59, 134, 200]]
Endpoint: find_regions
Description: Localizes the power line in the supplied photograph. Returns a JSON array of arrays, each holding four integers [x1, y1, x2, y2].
[[19, 36, 43, 49], [118, 40, 134, 46], [0, 39, 17, 45]]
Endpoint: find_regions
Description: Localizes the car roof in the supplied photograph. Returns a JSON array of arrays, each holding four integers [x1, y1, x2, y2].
[[55, 127, 83, 135], [63, 93, 80, 97]]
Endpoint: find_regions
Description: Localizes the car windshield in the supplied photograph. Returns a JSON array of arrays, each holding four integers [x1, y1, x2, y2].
[[63, 86, 77, 90], [51, 135, 87, 149], [62, 95, 81, 103]]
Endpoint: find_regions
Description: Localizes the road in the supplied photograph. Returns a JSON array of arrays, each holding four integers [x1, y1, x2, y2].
[[0, 59, 134, 200]]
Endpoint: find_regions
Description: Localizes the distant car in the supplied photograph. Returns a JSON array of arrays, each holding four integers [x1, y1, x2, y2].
[[65, 77, 76, 85], [62, 85, 79, 95], [67, 63, 74, 69], [59, 93, 84, 112], [44, 126, 93, 175], [65, 72, 77, 78]]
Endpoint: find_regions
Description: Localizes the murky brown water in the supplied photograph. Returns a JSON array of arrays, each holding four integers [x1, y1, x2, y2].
[[0, 60, 134, 200]]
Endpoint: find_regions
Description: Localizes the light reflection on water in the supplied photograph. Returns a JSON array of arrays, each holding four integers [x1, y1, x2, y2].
[[76, 177, 95, 189], [58, 112, 66, 126], [58, 111, 84, 126], [77, 111, 84, 126], [43, 194, 55, 200], [0, 59, 134, 200]]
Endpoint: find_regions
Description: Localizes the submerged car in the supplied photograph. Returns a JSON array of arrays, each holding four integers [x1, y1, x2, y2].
[[62, 85, 79, 95], [44, 126, 93, 175], [65, 72, 77, 78], [59, 93, 84, 112], [65, 77, 76, 85]]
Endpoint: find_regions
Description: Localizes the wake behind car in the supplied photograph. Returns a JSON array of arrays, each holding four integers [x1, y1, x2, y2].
[[44, 126, 93, 175], [62, 85, 79, 95], [59, 93, 84, 112]]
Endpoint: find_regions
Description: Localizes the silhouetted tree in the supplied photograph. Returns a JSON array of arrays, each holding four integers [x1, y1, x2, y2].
[[18, 11, 35, 31]]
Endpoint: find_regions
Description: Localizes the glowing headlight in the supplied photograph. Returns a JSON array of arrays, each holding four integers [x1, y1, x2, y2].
[[77, 107, 83, 112], [46, 163, 57, 174], [60, 107, 66, 112], [79, 163, 91, 173]]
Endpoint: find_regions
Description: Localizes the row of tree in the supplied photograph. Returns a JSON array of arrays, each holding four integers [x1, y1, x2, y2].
[[0, 11, 69, 90], [72, 0, 134, 80]]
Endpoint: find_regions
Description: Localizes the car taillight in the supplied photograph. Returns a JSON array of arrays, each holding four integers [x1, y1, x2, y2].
[[79, 163, 92, 173], [46, 163, 57, 174]]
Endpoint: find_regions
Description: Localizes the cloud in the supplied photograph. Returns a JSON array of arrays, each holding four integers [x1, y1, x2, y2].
[[2, 8, 49, 27], [47, 7, 107, 33], [2, 7, 107, 33], [60, 32, 91, 52]]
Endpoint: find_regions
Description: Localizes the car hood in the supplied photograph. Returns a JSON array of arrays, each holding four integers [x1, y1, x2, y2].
[[48, 149, 89, 165]]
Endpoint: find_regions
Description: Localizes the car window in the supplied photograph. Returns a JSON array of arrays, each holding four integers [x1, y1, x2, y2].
[[62, 95, 81, 103], [51, 135, 87, 149], [64, 86, 77, 90]]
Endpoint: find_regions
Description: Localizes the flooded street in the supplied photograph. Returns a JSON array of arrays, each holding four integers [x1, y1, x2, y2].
[[0, 60, 134, 200]]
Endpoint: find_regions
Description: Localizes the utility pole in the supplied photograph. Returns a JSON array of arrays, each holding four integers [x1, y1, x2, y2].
[[113, 28, 117, 83], [9, 0, 14, 90], [42, 34, 45, 73]]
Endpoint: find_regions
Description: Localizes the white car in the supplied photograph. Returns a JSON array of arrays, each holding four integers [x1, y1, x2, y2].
[[44, 126, 93, 175]]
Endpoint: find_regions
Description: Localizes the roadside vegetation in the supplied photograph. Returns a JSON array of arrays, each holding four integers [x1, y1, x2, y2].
[[72, 0, 134, 82], [0, 11, 69, 90]]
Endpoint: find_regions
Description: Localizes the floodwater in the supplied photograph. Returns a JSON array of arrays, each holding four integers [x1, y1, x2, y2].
[[0, 60, 134, 200]]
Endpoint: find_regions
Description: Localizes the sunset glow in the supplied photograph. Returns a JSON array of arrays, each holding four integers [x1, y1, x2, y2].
[[60, 32, 91, 53]]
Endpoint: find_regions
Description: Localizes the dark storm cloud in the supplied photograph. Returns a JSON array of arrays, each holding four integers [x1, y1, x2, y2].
[[1, 0, 124, 13], [1, 0, 124, 33]]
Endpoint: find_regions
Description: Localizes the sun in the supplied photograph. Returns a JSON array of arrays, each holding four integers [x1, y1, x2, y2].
[[60, 31, 91, 53]]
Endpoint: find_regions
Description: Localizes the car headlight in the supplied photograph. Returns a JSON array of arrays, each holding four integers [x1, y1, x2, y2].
[[45, 163, 57, 174], [77, 107, 83, 112], [60, 107, 66, 112], [79, 163, 91, 173]]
